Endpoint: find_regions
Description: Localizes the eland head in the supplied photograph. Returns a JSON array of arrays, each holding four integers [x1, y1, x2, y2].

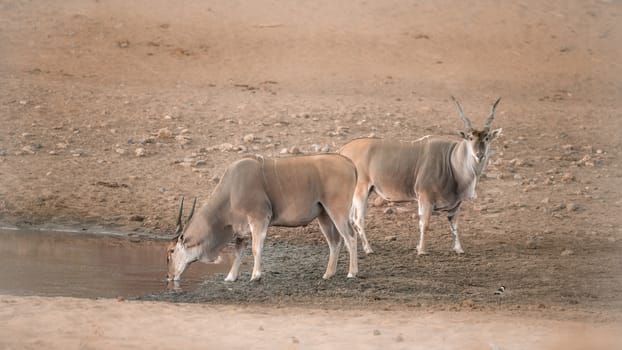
[[451, 96, 503, 164], [166, 197, 198, 281]]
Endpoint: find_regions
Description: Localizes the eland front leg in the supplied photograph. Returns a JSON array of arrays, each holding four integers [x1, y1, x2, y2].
[[448, 214, 465, 254], [249, 218, 270, 281], [225, 237, 246, 282]]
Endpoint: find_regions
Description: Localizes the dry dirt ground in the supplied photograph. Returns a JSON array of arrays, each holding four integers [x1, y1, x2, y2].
[[1, 0, 621, 348]]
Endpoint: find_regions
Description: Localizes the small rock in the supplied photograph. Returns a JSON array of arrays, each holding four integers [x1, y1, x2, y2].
[[135, 148, 146, 157], [561, 173, 575, 182], [461, 299, 475, 308], [395, 334, 404, 343], [157, 127, 173, 139], [526, 238, 537, 249], [320, 146, 330, 153], [384, 235, 397, 241], [21, 145, 35, 154], [373, 197, 386, 207], [596, 149, 603, 154], [566, 202, 579, 212], [243, 134, 255, 143], [289, 146, 302, 154], [560, 249, 574, 256], [279, 148, 288, 155], [513, 174, 523, 180], [258, 326, 264, 331], [540, 197, 550, 204], [218, 143, 234, 152], [373, 330, 381, 336], [383, 207, 394, 215], [211, 176, 220, 184], [56, 142, 68, 149], [194, 159, 207, 167], [117, 40, 130, 48], [509, 158, 527, 167], [291, 337, 299, 344], [175, 135, 191, 145], [163, 115, 172, 120], [129, 215, 145, 222], [115, 148, 126, 155]]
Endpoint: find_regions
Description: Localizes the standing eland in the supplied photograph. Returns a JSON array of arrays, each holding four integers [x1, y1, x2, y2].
[[166, 154, 359, 282], [339, 97, 503, 255]]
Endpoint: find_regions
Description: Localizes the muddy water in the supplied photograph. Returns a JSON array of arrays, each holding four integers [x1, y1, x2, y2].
[[0, 230, 231, 298]]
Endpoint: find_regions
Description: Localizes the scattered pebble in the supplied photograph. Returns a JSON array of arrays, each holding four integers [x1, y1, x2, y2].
[[115, 148, 126, 155], [395, 334, 404, 343], [373, 330, 381, 336], [373, 197, 386, 207], [526, 238, 538, 249], [289, 146, 302, 154], [560, 249, 574, 256], [129, 215, 145, 222], [383, 207, 394, 215], [243, 134, 255, 143], [566, 202, 580, 212], [21, 145, 35, 154], [461, 299, 475, 308], [175, 135, 191, 145], [157, 127, 173, 139], [135, 148, 146, 157], [561, 173, 575, 182]]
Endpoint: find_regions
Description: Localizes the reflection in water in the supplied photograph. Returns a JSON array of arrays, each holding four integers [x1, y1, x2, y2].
[[0, 230, 231, 298]]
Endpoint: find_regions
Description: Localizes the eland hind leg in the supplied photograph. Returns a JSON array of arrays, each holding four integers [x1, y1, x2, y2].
[[324, 209, 358, 278], [416, 197, 432, 256], [317, 211, 343, 279], [351, 183, 373, 254]]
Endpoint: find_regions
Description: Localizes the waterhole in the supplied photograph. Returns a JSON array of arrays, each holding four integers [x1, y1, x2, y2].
[[0, 229, 231, 298]]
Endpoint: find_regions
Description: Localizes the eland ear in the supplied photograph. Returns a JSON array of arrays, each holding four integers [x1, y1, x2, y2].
[[488, 128, 502, 140], [458, 131, 470, 140]]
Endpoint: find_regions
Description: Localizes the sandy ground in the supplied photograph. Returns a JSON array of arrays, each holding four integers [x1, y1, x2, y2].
[[1, 295, 620, 350], [1, 0, 621, 348]]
